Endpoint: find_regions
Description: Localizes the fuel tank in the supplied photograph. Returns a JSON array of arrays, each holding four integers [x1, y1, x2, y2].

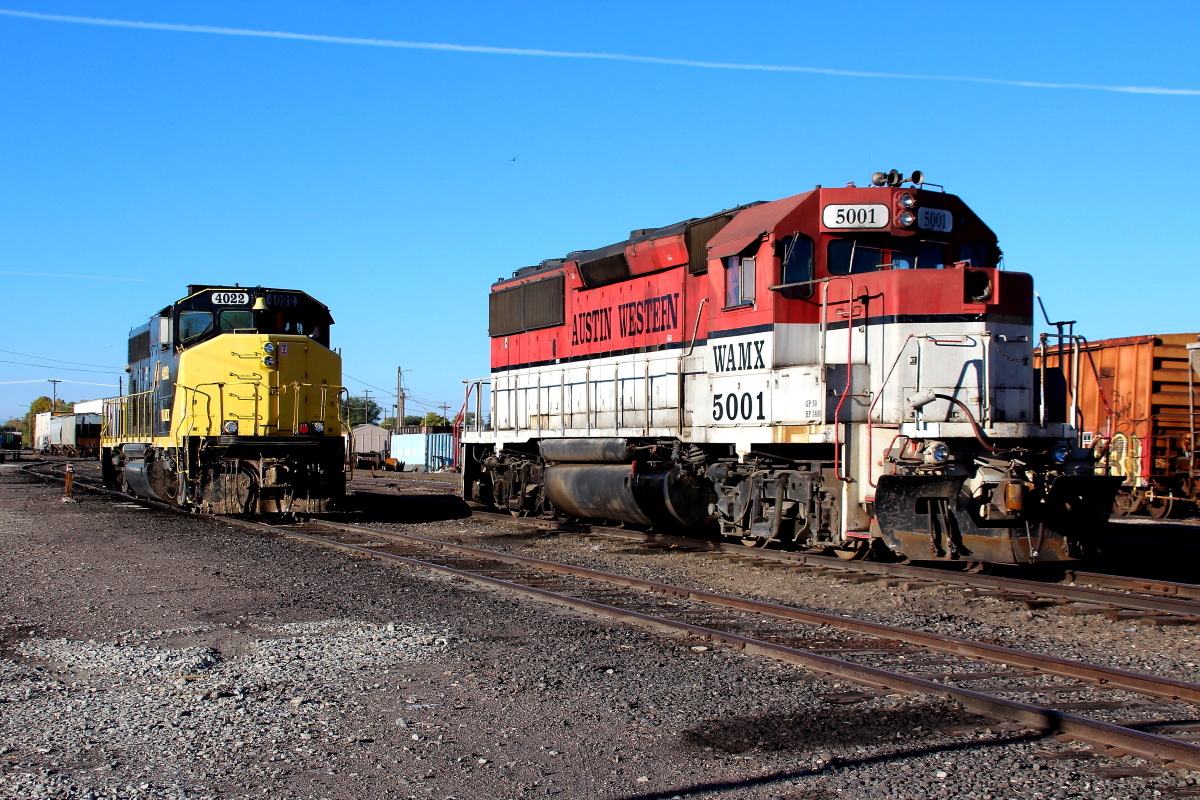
[[539, 438, 633, 463], [543, 463, 707, 528]]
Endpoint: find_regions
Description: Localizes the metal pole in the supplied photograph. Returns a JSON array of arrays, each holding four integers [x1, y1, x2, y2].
[[362, 390, 370, 427], [397, 366, 405, 428], [48, 379, 62, 413]]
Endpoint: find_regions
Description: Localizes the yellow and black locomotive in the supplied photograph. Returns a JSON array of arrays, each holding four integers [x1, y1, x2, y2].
[[101, 285, 347, 514]]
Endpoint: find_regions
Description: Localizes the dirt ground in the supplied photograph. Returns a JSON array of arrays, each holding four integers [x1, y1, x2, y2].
[[1, 464, 1191, 800]]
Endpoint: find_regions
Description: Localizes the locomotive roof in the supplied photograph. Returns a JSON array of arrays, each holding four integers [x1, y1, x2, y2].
[[497, 202, 764, 287]]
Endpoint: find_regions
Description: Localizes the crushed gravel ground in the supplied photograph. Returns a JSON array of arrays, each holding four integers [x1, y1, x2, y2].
[[360, 497, 1200, 691], [1, 465, 1196, 799]]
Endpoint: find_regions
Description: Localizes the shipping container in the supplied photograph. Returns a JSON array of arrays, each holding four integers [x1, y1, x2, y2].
[[40, 413, 102, 457], [1037, 333, 1199, 518], [33, 411, 53, 451], [390, 432, 455, 472]]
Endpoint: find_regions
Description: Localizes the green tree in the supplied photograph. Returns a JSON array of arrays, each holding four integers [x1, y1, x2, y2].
[[344, 396, 382, 427], [421, 411, 449, 427], [2, 418, 21, 431], [402, 414, 423, 426]]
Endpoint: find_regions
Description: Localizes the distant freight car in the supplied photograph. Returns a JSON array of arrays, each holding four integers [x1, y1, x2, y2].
[[38, 413, 101, 457], [1038, 333, 1199, 518]]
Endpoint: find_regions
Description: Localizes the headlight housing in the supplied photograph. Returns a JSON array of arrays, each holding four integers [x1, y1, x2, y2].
[[1053, 442, 1072, 462], [262, 355, 277, 368], [223, 420, 238, 435], [898, 192, 915, 209], [312, 421, 325, 434], [897, 210, 915, 227], [923, 441, 950, 465], [263, 342, 276, 354]]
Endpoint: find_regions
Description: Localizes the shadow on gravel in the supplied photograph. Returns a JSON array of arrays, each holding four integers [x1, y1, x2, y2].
[[611, 730, 1050, 800], [680, 704, 991, 754], [340, 490, 471, 524]]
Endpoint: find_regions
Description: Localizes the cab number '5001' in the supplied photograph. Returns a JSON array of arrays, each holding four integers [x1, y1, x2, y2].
[[211, 291, 249, 305], [712, 392, 765, 422], [822, 204, 889, 229]]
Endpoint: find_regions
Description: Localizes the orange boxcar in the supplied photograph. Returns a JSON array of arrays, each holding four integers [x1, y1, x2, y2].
[[1037, 333, 1199, 518]]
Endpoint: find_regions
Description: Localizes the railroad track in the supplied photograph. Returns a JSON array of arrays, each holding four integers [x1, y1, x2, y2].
[[467, 510, 1200, 624], [16, 462, 1200, 770]]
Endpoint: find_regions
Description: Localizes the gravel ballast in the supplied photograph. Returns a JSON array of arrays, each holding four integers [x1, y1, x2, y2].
[[1, 464, 1195, 799]]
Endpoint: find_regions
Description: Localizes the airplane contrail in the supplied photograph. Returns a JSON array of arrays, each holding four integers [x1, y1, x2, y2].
[[2, 8, 1197, 97], [0, 270, 152, 282]]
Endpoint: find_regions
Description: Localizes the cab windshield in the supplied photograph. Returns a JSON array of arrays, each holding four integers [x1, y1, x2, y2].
[[828, 239, 946, 274]]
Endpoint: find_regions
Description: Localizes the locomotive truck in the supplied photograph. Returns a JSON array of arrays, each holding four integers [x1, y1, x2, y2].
[[460, 173, 1120, 563]]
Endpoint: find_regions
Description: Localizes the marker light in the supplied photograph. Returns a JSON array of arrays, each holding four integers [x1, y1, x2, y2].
[[897, 210, 916, 227], [1053, 442, 1072, 462], [298, 422, 311, 434], [223, 420, 238, 435], [311, 421, 325, 434], [898, 192, 915, 209]]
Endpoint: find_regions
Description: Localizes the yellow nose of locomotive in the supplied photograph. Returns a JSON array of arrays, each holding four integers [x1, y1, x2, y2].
[[175, 334, 343, 438]]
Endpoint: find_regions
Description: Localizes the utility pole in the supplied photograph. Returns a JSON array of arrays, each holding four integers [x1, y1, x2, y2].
[[438, 402, 451, 427], [396, 366, 406, 429], [362, 389, 371, 427], [48, 379, 62, 413]]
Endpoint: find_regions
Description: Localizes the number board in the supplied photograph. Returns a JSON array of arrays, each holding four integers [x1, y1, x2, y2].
[[211, 291, 249, 305], [822, 204, 889, 229], [266, 293, 298, 307], [917, 207, 953, 232]]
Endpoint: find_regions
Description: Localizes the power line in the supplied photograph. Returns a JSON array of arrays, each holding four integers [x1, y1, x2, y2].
[[0, 348, 123, 369], [0, 358, 123, 374]]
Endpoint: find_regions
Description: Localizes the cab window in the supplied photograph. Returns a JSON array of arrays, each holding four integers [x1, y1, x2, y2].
[[828, 240, 883, 275], [178, 311, 213, 343], [959, 241, 989, 268], [724, 255, 755, 308], [219, 311, 256, 332], [777, 234, 813, 299], [891, 244, 946, 269]]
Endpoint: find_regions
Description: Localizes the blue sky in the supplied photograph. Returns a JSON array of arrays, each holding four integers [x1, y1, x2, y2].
[[1, 1, 1198, 421]]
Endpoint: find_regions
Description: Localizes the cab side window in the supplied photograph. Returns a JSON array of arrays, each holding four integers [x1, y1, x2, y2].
[[178, 311, 213, 343], [777, 234, 813, 299], [724, 255, 755, 308]]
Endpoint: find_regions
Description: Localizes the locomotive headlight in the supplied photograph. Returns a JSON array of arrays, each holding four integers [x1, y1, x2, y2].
[[923, 441, 951, 465], [223, 420, 239, 435], [263, 342, 276, 354], [1053, 442, 1072, 462], [262, 355, 277, 368], [898, 192, 915, 209], [897, 210, 916, 227], [311, 421, 325, 434]]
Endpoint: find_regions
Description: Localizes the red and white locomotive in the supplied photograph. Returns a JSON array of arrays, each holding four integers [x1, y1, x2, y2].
[[460, 173, 1119, 563]]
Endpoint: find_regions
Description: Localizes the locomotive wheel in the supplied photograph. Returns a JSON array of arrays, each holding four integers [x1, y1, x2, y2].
[[1148, 497, 1175, 519], [1112, 490, 1142, 516], [740, 536, 770, 548], [833, 539, 870, 560]]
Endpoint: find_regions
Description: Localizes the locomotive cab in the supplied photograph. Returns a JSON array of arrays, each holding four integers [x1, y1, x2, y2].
[[102, 285, 347, 514]]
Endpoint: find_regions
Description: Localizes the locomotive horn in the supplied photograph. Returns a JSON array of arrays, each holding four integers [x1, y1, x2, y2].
[[909, 170, 925, 185], [871, 172, 888, 187], [886, 169, 903, 187]]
